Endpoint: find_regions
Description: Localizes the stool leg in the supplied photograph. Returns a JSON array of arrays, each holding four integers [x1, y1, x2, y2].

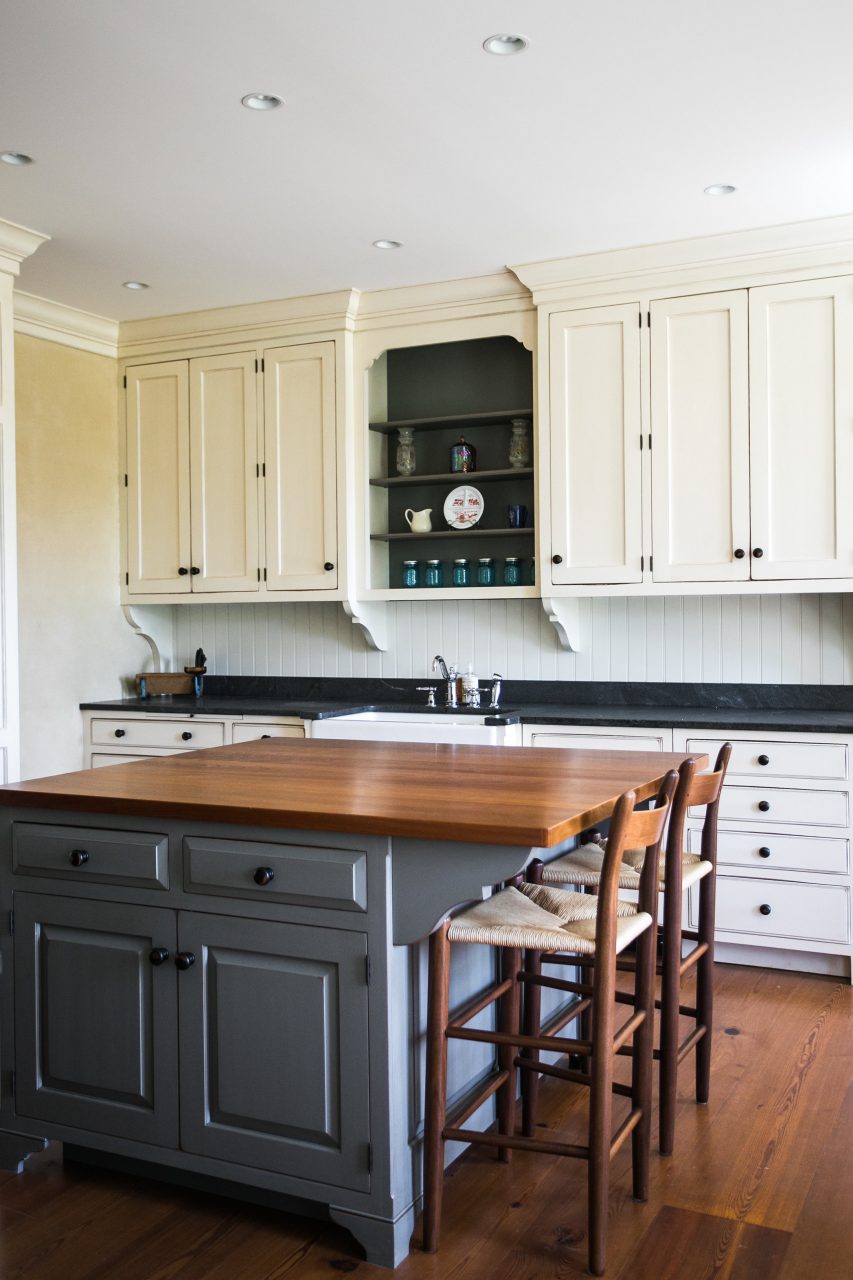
[[497, 947, 521, 1160], [631, 921, 655, 1201], [695, 870, 716, 1104], [659, 884, 682, 1156], [520, 946, 542, 1137], [422, 921, 451, 1252], [588, 956, 615, 1277]]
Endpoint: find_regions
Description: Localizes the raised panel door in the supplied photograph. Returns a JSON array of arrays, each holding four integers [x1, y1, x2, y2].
[[14, 894, 179, 1146], [189, 353, 259, 592], [650, 292, 750, 581], [549, 305, 643, 584], [126, 361, 191, 593], [264, 343, 338, 591], [749, 276, 853, 579], [178, 912, 370, 1191]]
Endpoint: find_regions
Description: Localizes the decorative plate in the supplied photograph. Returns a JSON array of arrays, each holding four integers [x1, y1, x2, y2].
[[444, 484, 484, 530]]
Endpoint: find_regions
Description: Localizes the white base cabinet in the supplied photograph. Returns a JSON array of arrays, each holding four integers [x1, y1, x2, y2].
[[82, 711, 306, 768]]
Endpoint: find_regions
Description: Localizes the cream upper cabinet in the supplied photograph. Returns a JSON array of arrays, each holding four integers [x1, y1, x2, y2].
[[749, 276, 853, 580], [549, 304, 643, 584], [650, 292, 750, 582], [126, 361, 192, 594], [189, 353, 259, 593], [264, 342, 338, 591], [126, 354, 258, 595]]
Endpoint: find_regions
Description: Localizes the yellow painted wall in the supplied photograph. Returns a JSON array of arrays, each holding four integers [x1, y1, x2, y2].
[[14, 334, 150, 777]]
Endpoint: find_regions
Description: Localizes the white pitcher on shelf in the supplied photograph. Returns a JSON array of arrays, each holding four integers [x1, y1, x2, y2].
[[404, 508, 432, 533]]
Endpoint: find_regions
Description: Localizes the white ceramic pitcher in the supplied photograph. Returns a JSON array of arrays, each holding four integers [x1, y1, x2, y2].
[[404, 508, 432, 533]]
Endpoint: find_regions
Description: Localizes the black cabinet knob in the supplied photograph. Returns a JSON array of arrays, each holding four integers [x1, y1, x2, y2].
[[174, 951, 195, 970], [190, 566, 200, 575], [758, 754, 770, 766], [324, 562, 335, 571], [178, 567, 189, 576], [149, 947, 170, 966], [69, 849, 89, 867], [181, 731, 193, 741], [759, 903, 772, 916], [734, 548, 745, 559], [261, 734, 271, 739], [552, 554, 563, 565], [753, 547, 764, 558], [759, 846, 771, 858], [758, 800, 771, 812], [114, 728, 126, 738], [253, 866, 275, 886]]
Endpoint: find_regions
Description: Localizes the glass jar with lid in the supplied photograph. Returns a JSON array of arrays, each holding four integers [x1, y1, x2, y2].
[[425, 559, 444, 588], [502, 557, 522, 586], [402, 559, 421, 588], [452, 558, 471, 587], [476, 557, 496, 587]]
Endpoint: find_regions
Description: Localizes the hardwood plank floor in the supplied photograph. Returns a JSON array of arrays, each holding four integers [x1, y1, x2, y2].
[[0, 963, 849, 1279]]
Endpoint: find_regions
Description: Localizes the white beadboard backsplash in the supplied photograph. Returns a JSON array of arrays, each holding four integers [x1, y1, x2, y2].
[[171, 594, 853, 684]]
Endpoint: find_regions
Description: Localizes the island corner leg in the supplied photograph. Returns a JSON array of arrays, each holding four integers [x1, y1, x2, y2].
[[329, 1203, 417, 1269], [0, 1131, 47, 1172]]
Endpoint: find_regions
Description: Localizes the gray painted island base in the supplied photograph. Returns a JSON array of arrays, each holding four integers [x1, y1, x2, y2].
[[0, 807, 572, 1267]]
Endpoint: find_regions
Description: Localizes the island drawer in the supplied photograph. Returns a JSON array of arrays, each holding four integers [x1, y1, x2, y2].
[[232, 722, 305, 743], [696, 785, 848, 827], [684, 736, 848, 782], [687, 825, 849, 875], [183, 836, 367, 911], [12, 823, 169, 889], [90, 718, 226, 750], [691, 875, 850, 945]]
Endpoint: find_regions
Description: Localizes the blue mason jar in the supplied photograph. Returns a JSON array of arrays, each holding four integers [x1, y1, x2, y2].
[[476, 557, 496, 586], [402, 559, 420, 588], [502, 557, 522, 586], [452, 558, 471, 587], [425, 559, 444, 588]]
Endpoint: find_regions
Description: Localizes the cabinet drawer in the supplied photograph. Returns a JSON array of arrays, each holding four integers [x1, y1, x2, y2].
[[183, 837, 367, 911], [232, 722, 305, 743], [687, 825, 849, 875], [693, 875, 850, 945], [12, 823, 169, 889], [685, 736, 848, 781], [526, 730, 669, 752], [701, 785, 848, 827], [91, 752, 157, 768], [90, 718, 225, 750]]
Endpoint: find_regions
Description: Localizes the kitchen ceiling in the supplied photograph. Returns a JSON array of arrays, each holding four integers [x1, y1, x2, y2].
[[2, 0, 852, 321]]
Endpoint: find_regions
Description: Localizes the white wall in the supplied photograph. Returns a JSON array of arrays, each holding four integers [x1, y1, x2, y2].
[[173, 594, 853, 684]]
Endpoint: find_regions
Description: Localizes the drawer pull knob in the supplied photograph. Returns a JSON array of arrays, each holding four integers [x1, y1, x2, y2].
[[759, 903, 772, 916], [190, 566, 200, 575], [175, 951, 196, 971], [552, 554, 563, 565], [324, 562, 335, 572], [149, 947, 170, 966], [757, 754, 770, 766], [114, 728, 126, 738], [734, 548, 745, 559], [181, 731, 193, 741], [758, 800, 771, 812], [69, 849, 89, 867], [753, 547, 764, 558], [253, 866, 275, 886], [178, 567, 189, 576], [261, 734, 271, 739], [758, 846, 772, 859]]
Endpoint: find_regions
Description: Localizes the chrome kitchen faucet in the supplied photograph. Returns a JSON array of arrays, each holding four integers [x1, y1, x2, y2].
[[432, 655, 458, 708]]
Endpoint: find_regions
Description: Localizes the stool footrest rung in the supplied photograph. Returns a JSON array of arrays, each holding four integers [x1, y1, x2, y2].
[[612, 1010, 645, 1053], [442, 1127, 588, 1161], [677, 1025, 707, 1063], [446, 1069, 510, 1131], [448, 978, 513, 1029], [610, 1108, 642, 1158], [447, 1025, 591, 1056], [679, 942, 708, 975]]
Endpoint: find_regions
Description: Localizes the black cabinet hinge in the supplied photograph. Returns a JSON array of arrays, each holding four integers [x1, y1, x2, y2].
[[8, 909, 13, 936], [124, 473, 128, 487], [365, 954, 372, 986], [640, 555, 644, 572], [647, 310, 651, 328], [255, 358, 259, 374], [125, 571, 129, 586], [366, 1142, 373, 1173], [260, 358, 265, 373], [639, 434, 643, 451], [257, 568, 261, 582], [263, 567, 267, 581], [262, 462, 266, 477], [7, 1069, 14, 1097], [648, 434, 652, 450], [256, 463, 260, 478], [123, 374, 127, 389], [638, 310, 642, 328], [650, 555, 654, 572]]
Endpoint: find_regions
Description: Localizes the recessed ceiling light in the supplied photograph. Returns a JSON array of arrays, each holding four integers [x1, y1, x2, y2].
[[372, 239, 403, 250], [704, 184, 737, 196], [241, 93, 283, 111], [0, 151, 33, 166], [122, 281, 150, 290], [482, 33, 529, 56]]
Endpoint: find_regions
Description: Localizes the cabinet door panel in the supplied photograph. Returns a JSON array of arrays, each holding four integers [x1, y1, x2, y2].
[[549, 305, 643, 584], [126, 362, 191, 593], [178, 912, 369, 1191], [189, 353, 259, 592], [749, 276, 853, 578], [14, 894, 178, 1146], [264, 343, 338, 591], [650, 292, 750, 581]]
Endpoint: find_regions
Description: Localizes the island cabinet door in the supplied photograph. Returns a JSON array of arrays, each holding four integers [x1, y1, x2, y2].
[[13, 894, 179, 1147], [177, 912, 370, 1192]]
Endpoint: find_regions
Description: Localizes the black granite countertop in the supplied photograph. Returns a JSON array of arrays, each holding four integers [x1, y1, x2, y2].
[[80, 678, 853, 735]]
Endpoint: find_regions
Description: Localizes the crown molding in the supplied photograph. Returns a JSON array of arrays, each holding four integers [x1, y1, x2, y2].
[[0, 217, 49, 275], [353, 270, 533, 331], [510, 212, 853, 303], [14, 292, 119, 357]]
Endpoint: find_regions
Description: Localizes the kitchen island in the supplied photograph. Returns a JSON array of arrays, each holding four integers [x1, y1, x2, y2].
[[0, 739, 703, 1266]]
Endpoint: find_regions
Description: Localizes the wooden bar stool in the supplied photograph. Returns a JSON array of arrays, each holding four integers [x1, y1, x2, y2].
[[422, 772, 677, 1276], [525, 744, 731, 1155]]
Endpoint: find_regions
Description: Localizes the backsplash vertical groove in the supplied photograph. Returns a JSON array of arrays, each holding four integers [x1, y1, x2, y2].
[[172, 595, 853, 684]]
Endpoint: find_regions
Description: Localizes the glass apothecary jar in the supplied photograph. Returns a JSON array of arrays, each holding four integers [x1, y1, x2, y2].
[[452, 558, 471, 587], [476, 557, 496, 586], [402, 559, 421, 588], [502, 557, 522, 586], [425, 559, 444, 588]]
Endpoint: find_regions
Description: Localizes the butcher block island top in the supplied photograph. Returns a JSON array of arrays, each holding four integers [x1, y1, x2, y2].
[[0, 738, 706, 845]]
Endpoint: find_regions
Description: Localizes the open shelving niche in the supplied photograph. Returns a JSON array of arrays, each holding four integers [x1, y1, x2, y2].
[[346, 332, 582, 654]]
